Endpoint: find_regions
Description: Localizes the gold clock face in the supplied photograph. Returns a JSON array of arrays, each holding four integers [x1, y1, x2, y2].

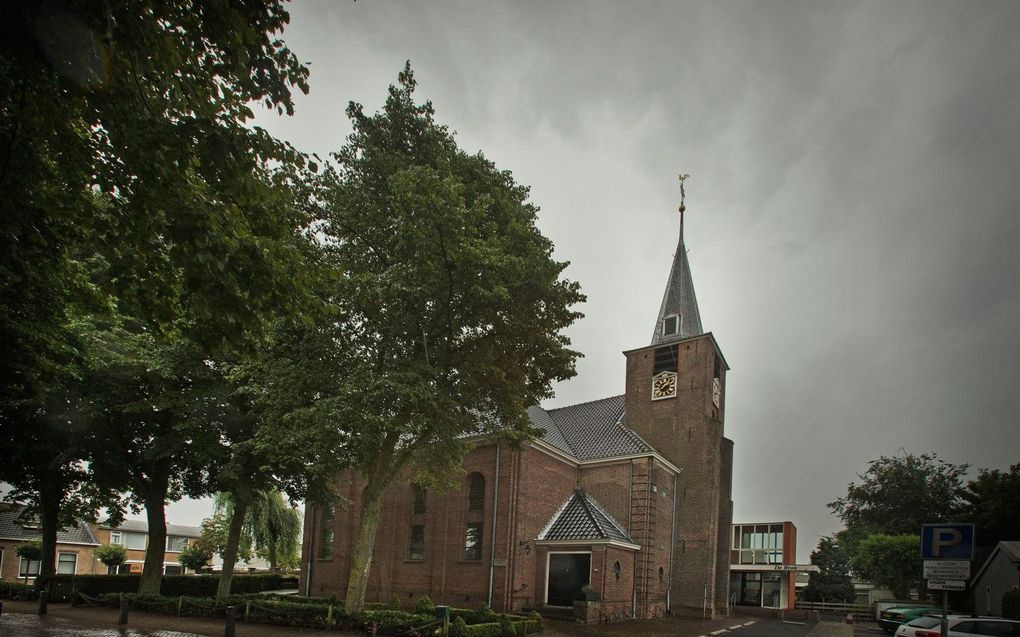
[[652, 372, 677, 399]]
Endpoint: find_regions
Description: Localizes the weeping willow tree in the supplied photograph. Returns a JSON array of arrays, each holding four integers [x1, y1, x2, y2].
[[213, 489, 302, 571]]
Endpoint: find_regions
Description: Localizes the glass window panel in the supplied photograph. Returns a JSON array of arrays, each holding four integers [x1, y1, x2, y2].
[[20, 558, 41, 577], [166, 535, 188, 552], [123, 532, 146, 550], [740, 550, 753, 564], [463, 522, 482, 561], [56, 553, 77, 574], [741, 528, 752, 550], [164, 565, 183, 575], [467, 475, 485, 512], [754, 549, 766, 564], [412, 485, 427, 515], [319, 528, 334, 559], [409, 524, 425, 560], [733, 527, 740, 549]]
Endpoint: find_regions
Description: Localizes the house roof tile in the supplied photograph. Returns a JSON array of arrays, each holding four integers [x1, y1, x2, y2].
[[538, 490, 632, 544]]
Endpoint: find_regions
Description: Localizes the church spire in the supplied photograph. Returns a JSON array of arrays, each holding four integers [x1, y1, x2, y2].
[[651, 174, 703, 345]]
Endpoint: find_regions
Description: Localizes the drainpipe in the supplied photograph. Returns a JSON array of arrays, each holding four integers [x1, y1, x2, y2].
[[668, 472, 677, 612], [305, 506, 316, 596], [487, 442, 501, 607]]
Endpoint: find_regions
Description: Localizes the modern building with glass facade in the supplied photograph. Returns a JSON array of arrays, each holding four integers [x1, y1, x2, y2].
[[729, 521, 815, 610]]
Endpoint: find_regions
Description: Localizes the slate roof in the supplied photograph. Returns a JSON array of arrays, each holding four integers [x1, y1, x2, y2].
[[1002, 541, 1020, 561], [527, 395, 655, 461], [99, 519, 202, 538], [650, 222, 703, 344], [0, 504, 99, 545], [538, 490, 633, 544]]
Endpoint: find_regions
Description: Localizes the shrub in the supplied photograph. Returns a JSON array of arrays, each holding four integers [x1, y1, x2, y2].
[[94, 544, 128, 569], [389, 593, 402, 610], [41, 573, 294, 602], [415, 594, 436, 615], [498, 616, 515, 637], [456, 603, 498, 625], [450, 616, 469, 637], [16, 540, 42, 562], [1004, 589, 1020, 620], [465, 622, 504, 637], [527, 610, 543, 633], [176, 544, 212, 571], [0, 581, 39, 600]]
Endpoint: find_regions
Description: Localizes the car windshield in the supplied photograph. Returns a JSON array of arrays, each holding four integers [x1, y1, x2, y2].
[[907, 617, 942, 628]]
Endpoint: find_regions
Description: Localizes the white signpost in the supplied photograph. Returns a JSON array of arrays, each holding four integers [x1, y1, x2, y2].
[[921, 524, 975, 637], [927, 579, 966, 592]]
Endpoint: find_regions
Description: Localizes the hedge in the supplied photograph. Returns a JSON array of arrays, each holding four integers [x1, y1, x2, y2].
[[0, 581, 39, 600], [70, 592, 539, 634], [40, 573, 296, 600]]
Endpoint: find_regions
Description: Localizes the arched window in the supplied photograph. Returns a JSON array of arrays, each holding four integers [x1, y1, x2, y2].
[[467, 473, 485, 512], [411, 485, 426, 514]]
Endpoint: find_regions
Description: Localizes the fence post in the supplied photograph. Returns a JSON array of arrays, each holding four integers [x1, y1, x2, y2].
[[436, 605, 450, 637], [177, 596, 183, 616], [327, 605, 334, 628], [1, 600, 4, 615], [118, 593, 129, 625], [225, 605, 236, 637], [244, 600, 251, 622]]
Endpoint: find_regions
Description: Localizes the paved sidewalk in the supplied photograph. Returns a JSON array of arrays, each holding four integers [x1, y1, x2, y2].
[[806, 619, 854, 637], [0, 610, 203, 636]]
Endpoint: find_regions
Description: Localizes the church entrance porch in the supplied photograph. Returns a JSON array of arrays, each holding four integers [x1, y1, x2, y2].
[[546, 552, 591, 607]]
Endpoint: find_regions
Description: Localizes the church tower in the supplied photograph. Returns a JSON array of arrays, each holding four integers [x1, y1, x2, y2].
[[622, 178, 734, 617]]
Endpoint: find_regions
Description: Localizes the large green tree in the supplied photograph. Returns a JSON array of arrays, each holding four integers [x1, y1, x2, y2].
[[214, 489, 301, 570], [1, 0, 312, 590], [802, 536, 857, 603], [829, 452, 968, 552], [263, 64, 584, 612], [959, 463, 1020, 549], [853, 534, 921, 600]]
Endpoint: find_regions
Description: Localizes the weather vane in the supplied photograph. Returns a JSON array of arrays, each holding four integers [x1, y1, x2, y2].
[[678, 173, 690, 229]]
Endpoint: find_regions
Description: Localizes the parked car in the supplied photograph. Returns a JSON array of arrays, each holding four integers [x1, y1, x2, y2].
[[894, 614, 1020, 637], [880, 607, 940, 633]]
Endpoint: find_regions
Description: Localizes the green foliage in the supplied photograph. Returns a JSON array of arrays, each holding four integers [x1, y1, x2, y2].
[[465, 622, 505, 637], [960, 463, 1020, 548], [0, 581, 39, 600], [201, 512, 253, 563], [802, 536, 856, 603], [94, 543, 128, 568], [252, 64, 583, 612], [16, 540, 42, 561], [389, 593, 403, 610], [1003, 589, 1020, 620], [499, 616, 516, 637], [43, 573, 295, 601], [454, 604, 499, 625], [176, 544, 212, 572], [213, 489, 302, 570], [853, 534, 921, 599], [415, 595, 436, 615], [527, 610, 543, 632], [829, 452, 968, 552], [451, 616, 470, 637]]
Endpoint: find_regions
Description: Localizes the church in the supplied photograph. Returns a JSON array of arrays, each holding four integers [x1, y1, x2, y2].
[[298, 196, 735, 619]]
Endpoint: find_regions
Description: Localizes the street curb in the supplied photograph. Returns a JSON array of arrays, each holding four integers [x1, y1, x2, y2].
[[697, 619, 757, 637]]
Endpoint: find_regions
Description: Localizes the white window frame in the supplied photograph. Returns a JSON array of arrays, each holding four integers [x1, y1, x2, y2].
[[56, 552, 78, 575], [662, 314, 680, 336], [544, 550, 593, 608], [110, 530, 122, 545], [19, 556, 41, 578]]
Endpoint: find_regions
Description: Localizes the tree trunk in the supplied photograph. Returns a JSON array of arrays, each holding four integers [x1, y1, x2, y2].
[[343, 480, 387, 613], [268, 542, 278, 572], [37, 478, 62, 580], [138, 474, 170, 596], [216, 486, 251, 600]]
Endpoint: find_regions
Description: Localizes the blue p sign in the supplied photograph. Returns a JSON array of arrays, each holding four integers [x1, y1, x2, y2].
[[921, 524, 975, 560]]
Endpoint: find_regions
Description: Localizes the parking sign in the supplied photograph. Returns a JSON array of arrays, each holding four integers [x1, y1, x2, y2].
[[921, 524, 975, 560]]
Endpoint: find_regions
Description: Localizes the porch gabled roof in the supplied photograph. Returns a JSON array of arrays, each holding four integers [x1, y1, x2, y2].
[[538, 489, 633, 544]]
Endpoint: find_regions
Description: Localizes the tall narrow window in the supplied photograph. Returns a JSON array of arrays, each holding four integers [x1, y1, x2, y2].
[[467, 474, 485, 512], [653, 345, 679, 374], [19, 557, 40, 578], [318, 504, 335, 559], [463, 522, 483, 561], [411, 485, 427, 514], [409, 524, 425, 561]]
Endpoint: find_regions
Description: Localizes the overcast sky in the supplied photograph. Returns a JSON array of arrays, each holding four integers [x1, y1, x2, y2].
[[171, 0, 1020, 562]]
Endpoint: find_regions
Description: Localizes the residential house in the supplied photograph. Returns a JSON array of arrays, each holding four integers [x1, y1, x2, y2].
[[0, 503, 101, 582]]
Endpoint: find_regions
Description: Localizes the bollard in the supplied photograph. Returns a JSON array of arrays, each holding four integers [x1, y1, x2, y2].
[[225, 605, 236, 637], [37, 579, 49, 616], [118, 593, 129, 625], [368, 620, 379, 637], [1, 599, 5, 615], [244, 601, 251, 623], [435, 606, 450, 637]]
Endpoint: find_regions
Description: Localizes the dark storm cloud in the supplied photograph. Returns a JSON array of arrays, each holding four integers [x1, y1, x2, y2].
[[218, 0, 1020, 559]]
